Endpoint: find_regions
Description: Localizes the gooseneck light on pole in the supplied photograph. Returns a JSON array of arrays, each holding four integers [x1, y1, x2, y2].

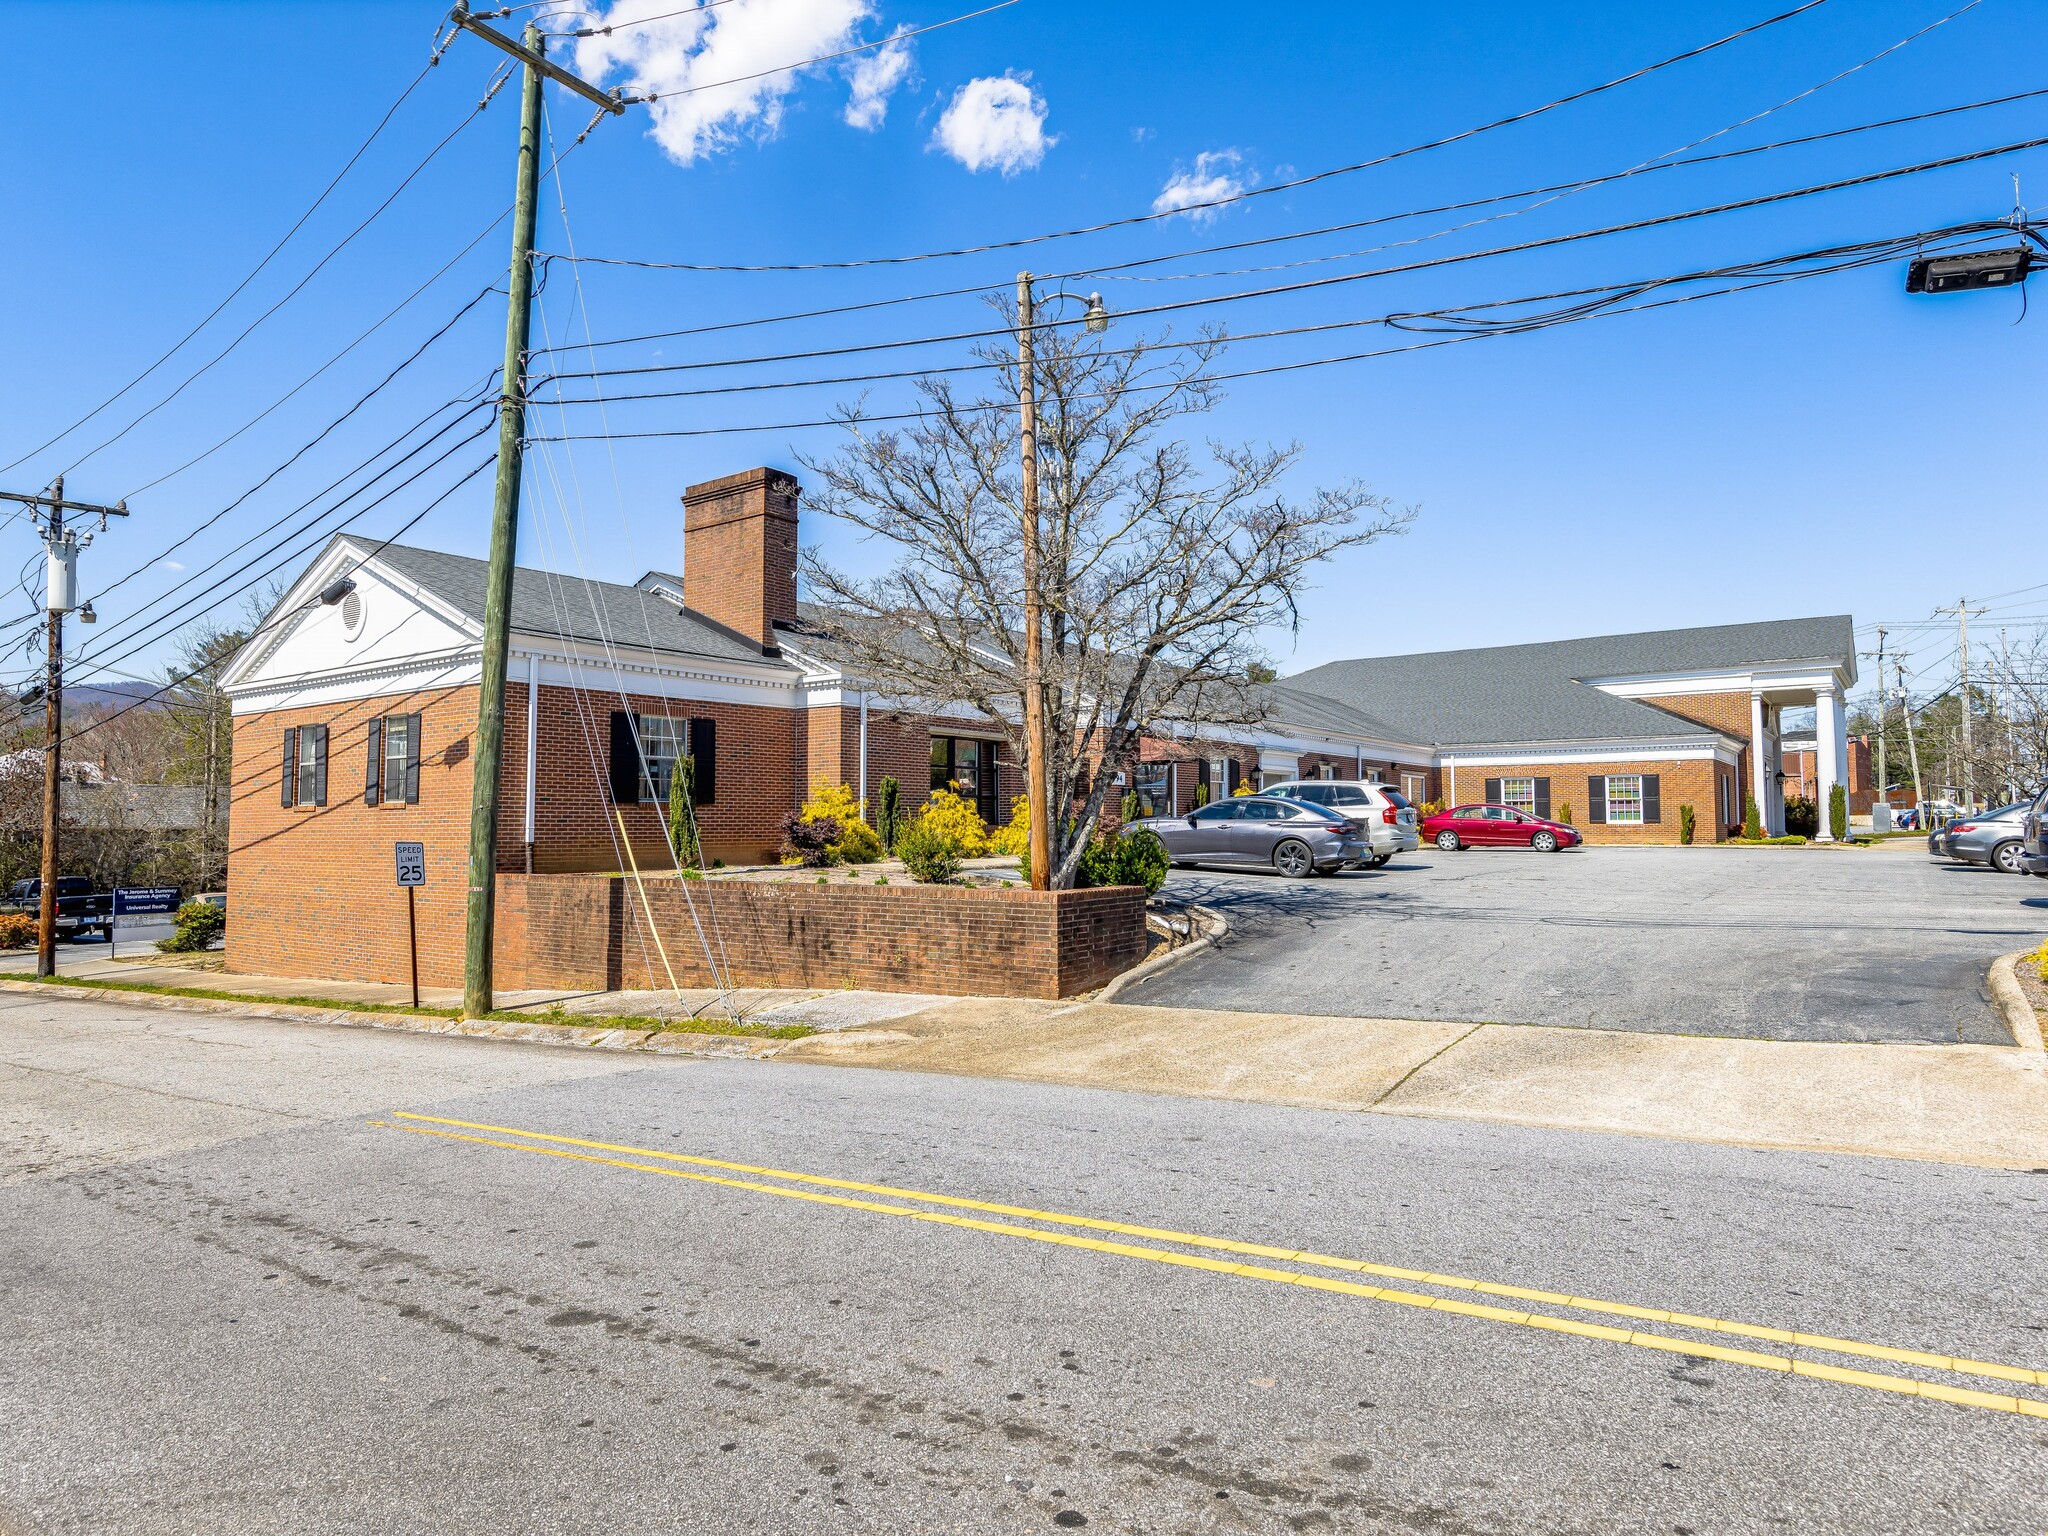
[[1014, 274, 1109, 890]]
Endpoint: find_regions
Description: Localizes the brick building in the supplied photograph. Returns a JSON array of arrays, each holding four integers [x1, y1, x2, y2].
[[1779, 731, 1876, 816], [1286, 616, 1859, 845], [220, 463, 1856, 984]]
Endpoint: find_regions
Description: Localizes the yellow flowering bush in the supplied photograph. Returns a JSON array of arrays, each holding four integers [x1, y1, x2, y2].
[[793, 781, 883, 865], [988, 796, 1029, 858], [920, 785, 992, 856]]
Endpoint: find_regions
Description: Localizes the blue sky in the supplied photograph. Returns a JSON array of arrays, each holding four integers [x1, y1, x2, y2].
[[4, 0, 2046, 701]]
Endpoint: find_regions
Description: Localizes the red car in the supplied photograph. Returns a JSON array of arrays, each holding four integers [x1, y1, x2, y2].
[[1423, 803, 1583, 853]]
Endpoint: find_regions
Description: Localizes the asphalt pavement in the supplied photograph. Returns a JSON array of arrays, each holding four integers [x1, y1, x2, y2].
[[1126, 842, 2048, 1044], [5, 992, 2046, 1534]]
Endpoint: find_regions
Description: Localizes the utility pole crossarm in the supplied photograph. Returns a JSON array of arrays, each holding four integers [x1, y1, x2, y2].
[[450, 3, 628, 115]]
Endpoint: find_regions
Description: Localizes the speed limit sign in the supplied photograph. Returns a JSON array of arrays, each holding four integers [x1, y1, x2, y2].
[[394, 841, 426, 887]]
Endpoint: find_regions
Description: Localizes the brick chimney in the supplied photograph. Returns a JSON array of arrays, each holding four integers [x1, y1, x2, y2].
[[681, 467, 799, 654]]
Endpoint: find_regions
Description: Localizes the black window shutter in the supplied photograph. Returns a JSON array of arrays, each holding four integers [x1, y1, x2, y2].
[[310, 725, 328, 807], [1643, 773, 1662, 824], [1195, 757, 1209, 791], [1484, 777, 1502, 805], [688, 717, 716, 805], [1588, 775, 1607, 824], [1226, 758, 1240, 794], [403, 713, 422, 804], [282, 729, 296, 807], [608, 711, 639, 805], [365, 717, 383, 806], [1534, 777, 1551, 819]]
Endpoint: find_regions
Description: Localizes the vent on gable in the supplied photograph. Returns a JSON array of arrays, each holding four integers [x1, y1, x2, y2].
[[341, 588, 365, 639]]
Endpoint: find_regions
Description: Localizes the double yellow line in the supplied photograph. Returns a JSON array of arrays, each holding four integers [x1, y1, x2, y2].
[[379, 1111, 2048, 1420]]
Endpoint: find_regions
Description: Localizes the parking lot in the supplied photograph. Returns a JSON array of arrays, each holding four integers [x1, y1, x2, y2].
[[1123, 842, 2048, 1045]]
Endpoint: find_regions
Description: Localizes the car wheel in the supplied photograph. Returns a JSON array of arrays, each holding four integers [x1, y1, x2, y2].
[[1370, 852, 1392, 868], [1532, 831, 1559, 853], [1435, 831, 1461, 851], [1993, 840, 2024, 874], [1274, 839, 1315, 878]]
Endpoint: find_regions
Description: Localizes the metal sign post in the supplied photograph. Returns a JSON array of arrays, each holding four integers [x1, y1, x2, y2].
[[395, 842, 425, 1008]]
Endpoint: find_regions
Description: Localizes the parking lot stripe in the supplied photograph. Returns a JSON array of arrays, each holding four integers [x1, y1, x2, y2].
[[385, 1111, 2048, 1408]]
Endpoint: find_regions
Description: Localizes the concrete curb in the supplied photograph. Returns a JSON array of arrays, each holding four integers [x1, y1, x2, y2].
[[1987, 953, 2046, 1053], [1098, 902, 1226, 1003], [0, 977, 774, 1059]]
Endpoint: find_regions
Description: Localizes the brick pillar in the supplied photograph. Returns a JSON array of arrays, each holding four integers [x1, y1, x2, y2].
[[682, 467, 800, 653]]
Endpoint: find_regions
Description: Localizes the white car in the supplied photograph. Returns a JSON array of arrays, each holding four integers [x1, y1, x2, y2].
[[1257, 780, 1420, 866]]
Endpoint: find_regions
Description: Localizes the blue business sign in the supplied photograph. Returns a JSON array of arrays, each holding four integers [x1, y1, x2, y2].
[[113, 887, 181, 917]]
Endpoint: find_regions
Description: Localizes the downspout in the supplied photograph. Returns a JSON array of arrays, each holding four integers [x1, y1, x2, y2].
[[858, 690, 870, 812], [522, 653, 539, 874]]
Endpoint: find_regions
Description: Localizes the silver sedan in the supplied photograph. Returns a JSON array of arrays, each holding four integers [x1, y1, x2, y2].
[[1135, 795, 1368, 877], [1934, 803, 2031, 873]]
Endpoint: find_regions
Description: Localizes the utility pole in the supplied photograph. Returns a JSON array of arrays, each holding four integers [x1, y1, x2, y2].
[[1934, 599, 1987, 810], [0, 482, 129, 976], [1012, 275, 1106, 890], [1896, 657, 1926, 823], [447, 5, 623, 1018], [1016, 275, 1049, 891], [1861, 627, 1889, 825]]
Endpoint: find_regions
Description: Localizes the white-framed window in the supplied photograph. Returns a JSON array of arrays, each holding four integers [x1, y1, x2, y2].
[[1606, 773, 1645, 825], [637, 715, 688, 801], [1500, 776, 1537, 814], [1318, 762, 1337, 781], [1720, 772, 1731, 826], [1402, 772, 1427, 802]]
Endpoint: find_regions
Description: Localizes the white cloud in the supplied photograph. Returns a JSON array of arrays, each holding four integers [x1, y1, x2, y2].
[[843, 26, 913, 129], [162, 560, 184, 572], [1151, 149, 1253, 222], [932, 73, 1050, 176], [571, 0, 875, 165]]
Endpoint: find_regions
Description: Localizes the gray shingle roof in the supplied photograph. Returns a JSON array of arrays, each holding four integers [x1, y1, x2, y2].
[[1286, 616, 1854, 748], [356, 541, 793, 670]]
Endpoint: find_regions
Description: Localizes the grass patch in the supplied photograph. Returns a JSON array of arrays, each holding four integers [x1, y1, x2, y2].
[[21, 973, 813, 1040]]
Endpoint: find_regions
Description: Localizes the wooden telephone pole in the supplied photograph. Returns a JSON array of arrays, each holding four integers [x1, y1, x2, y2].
[[0, 482, 129, 975], [444, 4, 623, 1018]]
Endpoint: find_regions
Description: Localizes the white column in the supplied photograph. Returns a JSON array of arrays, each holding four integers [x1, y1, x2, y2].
[[1814, 686, 1845, 841], [1748, 690, 1768, 834]]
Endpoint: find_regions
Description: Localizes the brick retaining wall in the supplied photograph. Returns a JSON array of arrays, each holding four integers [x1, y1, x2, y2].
[[495, 875, 1147, 1000]]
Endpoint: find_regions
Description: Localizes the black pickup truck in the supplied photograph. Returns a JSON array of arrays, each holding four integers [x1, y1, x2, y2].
[[0, 877, 113, 940]]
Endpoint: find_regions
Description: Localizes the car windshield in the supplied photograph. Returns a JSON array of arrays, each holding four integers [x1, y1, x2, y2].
[[1381, 789, 1412, 809]]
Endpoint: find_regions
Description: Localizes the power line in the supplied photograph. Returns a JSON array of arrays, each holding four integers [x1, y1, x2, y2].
[[526, 239, 1948, 443], [65, 419, 498, 694], [43, 65, 511, 481], [542, 85, 2048, 355], [0, 60, 440, 478], [533, 225, 1996, 407], [72, 397, 495, 667], [61, 454, 498, 747], [564, 0, 1835, 271], [538, 138, 2048, 385], [88, 287, 499, 611], [628, 0, 1026, 103]]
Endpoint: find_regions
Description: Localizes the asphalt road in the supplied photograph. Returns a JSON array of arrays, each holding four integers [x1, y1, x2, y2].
[[5, 993, 2047, 1534], [1124, 843, 2048, 1044]]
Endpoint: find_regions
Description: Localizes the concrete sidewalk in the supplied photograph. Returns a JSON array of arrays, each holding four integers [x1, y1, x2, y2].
[[0, 950, 955, 1034], [778, 997, 2048, 1169]]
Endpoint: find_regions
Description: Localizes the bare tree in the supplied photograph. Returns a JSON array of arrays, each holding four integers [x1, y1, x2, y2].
[[801, 319, 1409, 888]]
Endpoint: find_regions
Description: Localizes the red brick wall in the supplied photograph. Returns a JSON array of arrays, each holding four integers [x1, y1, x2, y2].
[[1782, 737, 1875, 815], [1443, 758, 1728, 844], [504, 874, 1147, 1000], [226, 683, 483, 984]]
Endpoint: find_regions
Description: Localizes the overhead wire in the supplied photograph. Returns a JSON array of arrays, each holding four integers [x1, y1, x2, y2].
[[61, 452, 499, 747], [541, 82, 2048, 356], [563, 0, 1837, 270], [0, 58, 440, 477], [627, 0, 1025, 103], [50, 64, 514, 481], [536, 137, 2048, 387], [531, 224, 2003, 407]]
